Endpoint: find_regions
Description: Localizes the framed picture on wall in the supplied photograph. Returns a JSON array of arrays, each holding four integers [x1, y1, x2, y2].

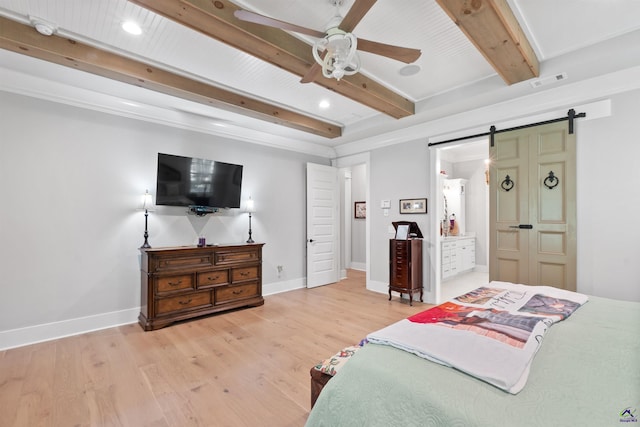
[[354, 201, 366, 219], [400, 198, 427, 214]]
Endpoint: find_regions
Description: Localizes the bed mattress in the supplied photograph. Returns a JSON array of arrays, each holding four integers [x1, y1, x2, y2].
[[306, 295, 640, 426]]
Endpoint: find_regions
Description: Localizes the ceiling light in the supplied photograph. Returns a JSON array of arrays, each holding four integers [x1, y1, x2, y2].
[[319, 100, 331, 109], [122, 21, 142, 35], [399, 64, 421, 76], [312, 28, 360, 81]]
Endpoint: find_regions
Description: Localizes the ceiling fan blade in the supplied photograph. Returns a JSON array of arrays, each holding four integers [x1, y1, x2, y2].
[[234, 9, 325, 38], [339, 0, 377, 32], [300, 63, 323, 84], [357, 38, 422, 64]]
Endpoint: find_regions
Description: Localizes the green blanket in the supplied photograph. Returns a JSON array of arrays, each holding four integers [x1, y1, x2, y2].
[[306, 296, 640, 427]]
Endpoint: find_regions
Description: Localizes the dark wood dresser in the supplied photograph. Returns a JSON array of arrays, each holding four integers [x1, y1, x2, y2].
[[389, 238, 423, 305], [139, 243, 264, 331]]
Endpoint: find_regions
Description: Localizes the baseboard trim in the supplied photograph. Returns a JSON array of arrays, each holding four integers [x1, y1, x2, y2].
[[367, 279, 388, 295], [0, 308, 139, 351], [1, 277, 315, 350], [262, 278, 306, 296], [350, 262, 366, 271]]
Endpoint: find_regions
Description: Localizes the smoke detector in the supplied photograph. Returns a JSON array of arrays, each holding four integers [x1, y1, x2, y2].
[[29, 16, 57, 36]]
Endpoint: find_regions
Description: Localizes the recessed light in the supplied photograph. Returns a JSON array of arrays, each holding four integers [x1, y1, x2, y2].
[[122, 21, 142, 35], [319, 100, 330, 109], [399, 64, 421, 77]]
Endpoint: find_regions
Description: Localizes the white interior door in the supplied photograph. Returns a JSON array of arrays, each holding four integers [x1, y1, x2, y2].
[[306, 163, 339, 288]]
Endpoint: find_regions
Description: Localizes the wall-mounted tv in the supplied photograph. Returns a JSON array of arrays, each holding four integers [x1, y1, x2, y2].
[[156, 153, 243, 210]]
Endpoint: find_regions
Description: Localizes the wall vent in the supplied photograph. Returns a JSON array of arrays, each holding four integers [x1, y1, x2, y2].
[[530, 72, 568, 88]]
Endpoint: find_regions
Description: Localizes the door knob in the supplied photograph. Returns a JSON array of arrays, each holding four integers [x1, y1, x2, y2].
[[308, 239, 315, 242]]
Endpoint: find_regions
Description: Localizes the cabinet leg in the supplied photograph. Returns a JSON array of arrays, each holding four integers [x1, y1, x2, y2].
[[420, 289, 423, 302], [409, 294, 413, 306], [388, 289, 392, 301]]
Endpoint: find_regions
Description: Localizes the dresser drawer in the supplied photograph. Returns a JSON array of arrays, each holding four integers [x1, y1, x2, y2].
[[215, 249, 260, 265], [156, 291, 212, 315], [215, 283, 259, 304], [155, 274, 194, 294], [153, 254, 213, 272], [231, 266, 259, 282], [197, 270, 229, 288]]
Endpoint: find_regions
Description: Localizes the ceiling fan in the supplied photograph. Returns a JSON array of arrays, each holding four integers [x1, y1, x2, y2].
[[234, 0, 422, 82]]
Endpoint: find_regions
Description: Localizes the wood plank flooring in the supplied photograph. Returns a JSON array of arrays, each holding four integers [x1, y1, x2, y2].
[[0, 270, 431, 427]]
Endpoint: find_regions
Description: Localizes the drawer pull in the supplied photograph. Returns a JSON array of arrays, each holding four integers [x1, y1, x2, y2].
[[239, 272, 250, 277], [168, 280, 182, 287], [232, 290, 244, 295], [178, 298, 192, 305], [208, 275, 220, 281]]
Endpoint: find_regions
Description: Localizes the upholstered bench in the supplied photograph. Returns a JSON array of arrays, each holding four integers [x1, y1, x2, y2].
[[310, 344, 362, 408]]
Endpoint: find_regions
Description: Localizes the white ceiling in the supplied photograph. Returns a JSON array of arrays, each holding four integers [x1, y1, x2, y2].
[[1, 0, 640, 155]]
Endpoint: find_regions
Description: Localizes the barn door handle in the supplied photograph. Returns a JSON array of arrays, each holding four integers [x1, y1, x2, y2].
[[501, 175, 514, 192], [308, 239, 315, 243], [544, 171, 559, 189], [509, 224, 533, 229]]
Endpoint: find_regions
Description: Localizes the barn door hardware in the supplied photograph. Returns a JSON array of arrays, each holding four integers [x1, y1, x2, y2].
[[544, 171, 559, 189], [501, 175, 514, 192], [430, 110, 587, 148]]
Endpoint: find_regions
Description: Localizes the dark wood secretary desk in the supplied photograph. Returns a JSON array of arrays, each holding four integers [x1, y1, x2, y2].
[[389, 221, 423, 305]]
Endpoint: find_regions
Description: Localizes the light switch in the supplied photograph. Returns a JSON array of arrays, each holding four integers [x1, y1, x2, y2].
[[381, 199, 390, 209]]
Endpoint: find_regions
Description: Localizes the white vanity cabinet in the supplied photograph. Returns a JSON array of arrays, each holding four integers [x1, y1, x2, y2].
[[441, 237, 475, 279]]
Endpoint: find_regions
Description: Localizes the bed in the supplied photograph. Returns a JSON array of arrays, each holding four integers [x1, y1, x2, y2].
[[305, 284, 640, 427]]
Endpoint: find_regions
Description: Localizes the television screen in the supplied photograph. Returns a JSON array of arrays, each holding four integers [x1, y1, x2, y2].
[[156, 153, 243, 209]]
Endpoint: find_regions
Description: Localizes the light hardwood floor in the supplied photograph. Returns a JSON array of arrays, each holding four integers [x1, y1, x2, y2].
[[0, 270, 431, 427]]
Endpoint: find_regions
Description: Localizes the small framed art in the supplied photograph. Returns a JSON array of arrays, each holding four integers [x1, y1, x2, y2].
[[354, 201, 366, 219], [399, 198, 427, 214]]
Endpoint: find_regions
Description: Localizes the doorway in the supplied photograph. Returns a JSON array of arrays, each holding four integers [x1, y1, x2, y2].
[[429, 138, 490, 303], [333, 153, 371, 285]]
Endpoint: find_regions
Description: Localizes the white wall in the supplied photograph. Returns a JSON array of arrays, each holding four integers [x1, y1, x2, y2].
[[575, 89, 640, 301], [369, 140, 431, 294], [0, 92, 328, 348]]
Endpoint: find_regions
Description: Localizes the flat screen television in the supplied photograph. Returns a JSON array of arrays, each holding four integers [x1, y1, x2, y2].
[[156, 153, 243, 210]]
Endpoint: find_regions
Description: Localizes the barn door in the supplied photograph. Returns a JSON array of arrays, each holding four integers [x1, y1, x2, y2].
[[489, 121, 576, 291]]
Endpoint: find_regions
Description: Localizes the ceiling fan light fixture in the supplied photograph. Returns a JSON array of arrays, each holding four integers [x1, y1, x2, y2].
[[312, 29, 360, 81]]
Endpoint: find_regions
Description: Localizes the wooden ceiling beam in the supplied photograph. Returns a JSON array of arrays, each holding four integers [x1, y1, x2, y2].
[[0, 16, 341, 138], [435, 0, 539, 84], [129, 0, 415, 119]]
